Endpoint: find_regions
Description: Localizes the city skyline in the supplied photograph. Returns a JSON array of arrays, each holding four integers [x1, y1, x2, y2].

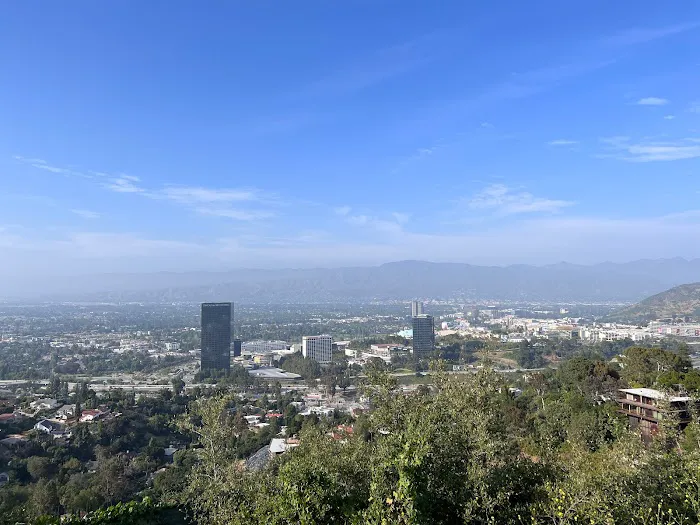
[[2, 2, 700, 286]]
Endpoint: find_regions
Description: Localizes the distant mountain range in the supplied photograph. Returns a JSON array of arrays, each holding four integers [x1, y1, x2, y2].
[[606, 282, 700, 323], [8, 258, 700, 303]]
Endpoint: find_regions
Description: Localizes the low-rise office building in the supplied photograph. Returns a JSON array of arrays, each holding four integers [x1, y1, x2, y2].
[[302, 335, 333, 364]]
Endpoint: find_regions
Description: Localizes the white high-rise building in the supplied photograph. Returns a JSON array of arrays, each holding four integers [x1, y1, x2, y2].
[[302, 335, 333, 364], [411, 300, 424, 317]]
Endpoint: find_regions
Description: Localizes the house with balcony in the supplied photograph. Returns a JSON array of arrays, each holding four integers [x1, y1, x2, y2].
[[617, 387, 693, 441]]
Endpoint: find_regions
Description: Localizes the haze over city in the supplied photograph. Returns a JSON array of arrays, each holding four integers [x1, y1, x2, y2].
[[4, 3, 700, 524], [2, 1, 700, 293]]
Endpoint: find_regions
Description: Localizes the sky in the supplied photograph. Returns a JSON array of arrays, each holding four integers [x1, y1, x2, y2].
[[1, 1, 700, 282]]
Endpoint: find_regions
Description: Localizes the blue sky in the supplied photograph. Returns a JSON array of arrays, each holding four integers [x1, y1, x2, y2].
[[1, 1, 700, 281]]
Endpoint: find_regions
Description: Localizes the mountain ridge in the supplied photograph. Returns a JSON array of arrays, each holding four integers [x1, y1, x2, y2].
[[5, 258, 700, 303]]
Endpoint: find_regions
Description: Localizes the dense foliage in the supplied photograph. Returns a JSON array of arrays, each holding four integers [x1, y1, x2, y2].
[[166, 359, 700, 525], [5, 344, 700, 524]]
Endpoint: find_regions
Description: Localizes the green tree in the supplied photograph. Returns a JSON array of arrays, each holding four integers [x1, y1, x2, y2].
[[621, 346, 691, 386], [29, 479, 60, 518], [27, 456, 55, 481], [171, 377, 185, 396]]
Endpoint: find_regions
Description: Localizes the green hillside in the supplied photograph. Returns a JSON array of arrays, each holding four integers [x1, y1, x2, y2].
[[608, 282, 700, 322]]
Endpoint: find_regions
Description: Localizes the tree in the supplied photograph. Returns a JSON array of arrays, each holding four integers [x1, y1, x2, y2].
[[621, 346, 691, 386], [517, 340, 545, 369], [27, 456, 54, 481], [556, 356, 621, 398], [29, 479, 60, 518], [171, 377, 185, 396]]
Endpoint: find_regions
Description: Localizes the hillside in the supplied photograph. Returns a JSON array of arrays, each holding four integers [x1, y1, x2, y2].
[[607, 282, 700, 322]]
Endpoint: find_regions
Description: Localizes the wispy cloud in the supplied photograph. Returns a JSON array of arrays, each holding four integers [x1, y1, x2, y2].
[[334, 206, 352, 216], [160, 186, 258, 204], [113, 181, 275, 221], [547, 139, 579, 146], [14, 155, 81, 177], [342, 209, 406, 235], [103, 175, 143, 193], [600, 22, 700, 47], [16, 157, 276, 222], [637, 97, 669, 106], [664, 115, 676, 120], [689, 101, 700, 113], [70, 209, 100, 220], [467, 184, 573, 215], [32, 163, 71, 174], [599, 136, 700, 162], [195, 208, 274, 221]]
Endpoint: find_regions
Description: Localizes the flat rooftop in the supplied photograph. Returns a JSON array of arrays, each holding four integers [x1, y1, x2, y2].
[[620, 388, 691, 403], [248, 367, 302, 380]]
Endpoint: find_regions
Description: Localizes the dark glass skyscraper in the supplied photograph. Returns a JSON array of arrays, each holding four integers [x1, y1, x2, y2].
[[232, 339, 242, 358], [412, 314, 435, 358], [200, 302, 232, 372]]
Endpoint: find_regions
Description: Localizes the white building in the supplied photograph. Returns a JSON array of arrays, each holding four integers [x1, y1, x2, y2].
[[34, 419, 68, 438], [302, 335, 333, 364], [30, 399, 61, 412], [164, 342, 180, 351], [270, 437, 300, 456], [242, 340, 290, 354], [79, 409, 104, 423], [363, 344, 408, 363]]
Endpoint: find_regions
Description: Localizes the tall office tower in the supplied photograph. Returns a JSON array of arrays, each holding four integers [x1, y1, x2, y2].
[[412, 314, 435, 357], [232, 339, 242, 358], [200, 302, 232, 372], [302, 335, 333, 364], [411, 300, 424, 317]]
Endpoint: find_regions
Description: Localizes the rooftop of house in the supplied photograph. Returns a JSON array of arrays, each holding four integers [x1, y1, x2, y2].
[[30, 398, 59, 406], [619, 388, 691, 403]]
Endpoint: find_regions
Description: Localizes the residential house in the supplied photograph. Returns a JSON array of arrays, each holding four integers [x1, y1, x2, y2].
[[269, 437, 300, 456], [244, 415, 261, 426], [79, 409, 104, 422], [30, 398, 62, 412], [55, 404, 77, 421], [34, 419, 69, 438], [617, 387, 694, 441]]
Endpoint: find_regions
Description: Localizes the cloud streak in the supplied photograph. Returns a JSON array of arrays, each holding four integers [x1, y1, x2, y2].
[[14, 156, 90, 178], [104, 175, 144, 193], [467, 184, 573, 215], [70, 209, 100, 220], [637, 97, 669, 106], [15, 156, 276, 222], [547, 139, 579, 146], [160, 186, 258, 204], [600, 136, 700, 162]]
